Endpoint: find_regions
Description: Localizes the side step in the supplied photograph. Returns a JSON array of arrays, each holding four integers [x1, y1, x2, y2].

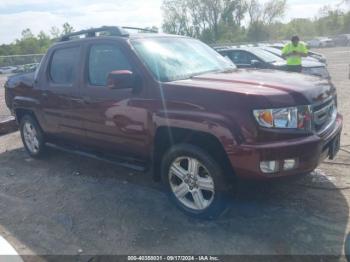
[[46, 143, 148, 172]]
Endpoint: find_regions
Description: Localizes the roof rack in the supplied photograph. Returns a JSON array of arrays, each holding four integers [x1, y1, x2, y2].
[[59, 26, 158, 42], [59, 26, 130, 41], [122, 26, 158, 33]]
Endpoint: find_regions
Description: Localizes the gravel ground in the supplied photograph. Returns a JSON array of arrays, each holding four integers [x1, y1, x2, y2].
[[0, 47, 349, 260]]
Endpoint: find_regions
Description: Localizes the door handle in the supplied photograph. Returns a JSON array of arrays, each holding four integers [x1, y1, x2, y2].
[[70, 97, 93, 104], [82, 96, 93, 104], [70, 98, 85, 104]]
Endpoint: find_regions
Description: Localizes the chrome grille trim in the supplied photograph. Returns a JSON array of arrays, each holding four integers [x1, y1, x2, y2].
[[311, 96, 337, 134]]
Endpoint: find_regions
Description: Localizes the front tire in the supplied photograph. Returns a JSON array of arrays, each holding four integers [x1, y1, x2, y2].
[[20, 115, 45, 158], [161, 144, 229, 219]]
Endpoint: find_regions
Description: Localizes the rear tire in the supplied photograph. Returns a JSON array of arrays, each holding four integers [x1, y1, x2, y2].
[[161, 144, 229, 219], [20, 115, 46, 158]]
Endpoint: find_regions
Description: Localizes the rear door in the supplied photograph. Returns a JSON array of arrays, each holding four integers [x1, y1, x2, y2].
[[38, 44, 85, 142]]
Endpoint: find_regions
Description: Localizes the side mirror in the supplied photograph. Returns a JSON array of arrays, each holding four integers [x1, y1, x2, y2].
[[107, 70, 135, 89], [251, 59, 262, 68]]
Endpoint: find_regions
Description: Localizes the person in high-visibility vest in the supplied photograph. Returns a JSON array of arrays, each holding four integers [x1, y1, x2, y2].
[[282, 36, 308, 73]]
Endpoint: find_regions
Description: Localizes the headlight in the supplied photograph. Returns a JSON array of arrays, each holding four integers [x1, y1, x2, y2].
[[253, 106, 312, 130], [302, 67, 329, 78]]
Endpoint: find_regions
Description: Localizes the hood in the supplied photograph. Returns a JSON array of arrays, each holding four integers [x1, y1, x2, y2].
[[270, 57, 325, 68], [303, 57, 321, 63], [302, 59, 325, 68], [170, 69, 335, 107]]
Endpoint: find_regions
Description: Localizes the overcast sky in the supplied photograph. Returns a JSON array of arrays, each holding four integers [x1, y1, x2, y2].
[[0, 0, 348, 44]]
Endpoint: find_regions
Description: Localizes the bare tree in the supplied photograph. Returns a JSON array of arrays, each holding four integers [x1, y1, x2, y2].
[[246, 0, 286, 41], [62, 22, 74, 35], [262, 0, 287, 24], [162, 0, 194, 36], [247, 0, 260, 23], [247, 0, 286, 25], [50, 26, 61, 39], [222, 0, 248, 27], [202, 0, 223, 39], [162, 0, 249, 41], [21, 29, 34, 39]]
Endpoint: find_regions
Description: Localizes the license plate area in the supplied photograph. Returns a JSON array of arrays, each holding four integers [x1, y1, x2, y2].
[[329, 134, 340, 160]]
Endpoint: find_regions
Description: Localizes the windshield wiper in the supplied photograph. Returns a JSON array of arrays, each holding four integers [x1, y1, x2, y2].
[[189, 69, 222, 78], [220, 67, 237, 73]]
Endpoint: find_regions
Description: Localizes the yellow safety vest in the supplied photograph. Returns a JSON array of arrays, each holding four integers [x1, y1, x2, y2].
[[282, 42, 308, 66]]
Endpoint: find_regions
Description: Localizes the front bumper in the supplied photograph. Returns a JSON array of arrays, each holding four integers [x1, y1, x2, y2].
[[228, 114, 343, 180]]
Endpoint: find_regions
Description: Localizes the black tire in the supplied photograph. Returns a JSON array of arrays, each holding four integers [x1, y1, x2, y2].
[[161, 144, 229, 219], [20, 115, 46, 158]]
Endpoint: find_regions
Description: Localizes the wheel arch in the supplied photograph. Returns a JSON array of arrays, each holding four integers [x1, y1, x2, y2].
[[14, 108, 44, 133], [152, 126, 236, 182]]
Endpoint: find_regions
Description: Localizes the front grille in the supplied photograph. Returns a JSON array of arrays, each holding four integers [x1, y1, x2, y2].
[[312, 97, 337, 134]]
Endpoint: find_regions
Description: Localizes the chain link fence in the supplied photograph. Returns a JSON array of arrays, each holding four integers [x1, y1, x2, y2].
[[0, 54, 44, 67]]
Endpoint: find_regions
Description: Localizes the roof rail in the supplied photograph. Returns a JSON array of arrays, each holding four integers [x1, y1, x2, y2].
[[59, 26, 130, 41], [122, 26, 158, 33]]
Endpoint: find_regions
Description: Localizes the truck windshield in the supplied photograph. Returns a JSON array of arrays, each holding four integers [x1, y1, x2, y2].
[[131, 38, 236, 82]]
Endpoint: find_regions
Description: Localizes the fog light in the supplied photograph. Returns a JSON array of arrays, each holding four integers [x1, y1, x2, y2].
[[260, 161, 279, 174], [283, 159, 297, 171]]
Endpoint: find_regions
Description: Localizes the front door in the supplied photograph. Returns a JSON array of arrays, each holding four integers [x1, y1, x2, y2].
[[78, 41, 150, 159]]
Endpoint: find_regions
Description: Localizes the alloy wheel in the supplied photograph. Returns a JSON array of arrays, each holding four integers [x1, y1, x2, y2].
[[168, 157, 215, 211], [23, 122, 40, 154]]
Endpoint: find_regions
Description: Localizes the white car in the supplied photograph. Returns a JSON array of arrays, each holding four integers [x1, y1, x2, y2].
[[307, 37, 335, 48], [0, 66, 17, 74]]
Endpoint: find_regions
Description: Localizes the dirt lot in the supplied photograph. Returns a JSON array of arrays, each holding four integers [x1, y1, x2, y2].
[[0, 47, 349, 260]]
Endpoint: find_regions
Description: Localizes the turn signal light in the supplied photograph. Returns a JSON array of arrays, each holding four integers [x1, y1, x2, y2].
[[260, 159, 299, 174], [283, 159, 298, 171]]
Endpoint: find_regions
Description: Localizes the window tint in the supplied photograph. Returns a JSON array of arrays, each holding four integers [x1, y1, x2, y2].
[[89, 44, 132, 86], [131, 38, 235, 82], [50, 47, 79, 84], [229, 51, 257, 65]]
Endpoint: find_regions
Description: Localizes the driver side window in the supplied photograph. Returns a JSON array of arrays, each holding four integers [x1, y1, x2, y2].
[[88, 44, 132, 86]]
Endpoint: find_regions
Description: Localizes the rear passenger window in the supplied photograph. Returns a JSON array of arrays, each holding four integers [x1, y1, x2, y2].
[[50, 47, 79, 84], [88, 44, 132, 86]]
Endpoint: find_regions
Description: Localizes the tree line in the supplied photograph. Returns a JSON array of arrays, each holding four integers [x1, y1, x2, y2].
[[0, 23, 74, 66], [162, 0, 350, 43], [0, 0, 349, 63]]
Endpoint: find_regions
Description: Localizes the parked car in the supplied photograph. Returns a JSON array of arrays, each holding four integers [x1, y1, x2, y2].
[[307, 37, 335, 48], [262, 46, 320, 63], [259, 46, 330, 78], [270, 43, 327, 64], [13, 63, 39, 74], [333, 34, 350, 46], [5, 26, 343, 219], [216, 46, 330, 79], [0, 66, 17, 74]]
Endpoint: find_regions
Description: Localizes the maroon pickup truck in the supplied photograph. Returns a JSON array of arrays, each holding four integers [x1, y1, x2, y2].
[[4, 27, 343, 218]]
